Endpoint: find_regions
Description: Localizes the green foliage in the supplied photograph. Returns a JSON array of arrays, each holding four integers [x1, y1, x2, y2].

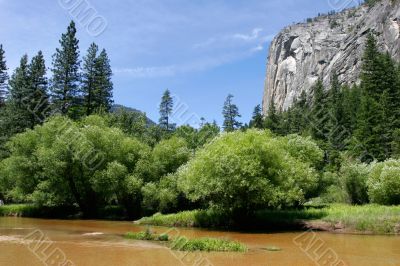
[[159, 89, 174, 131], [264, 99, 280, 133], [0, 44, 8, 107], [367, 159, 400, 205], [339, 161, 371, 204], [178, 130, 320, 213], [0, 115, 150, 218], [222, 94, 242, 132], [137, 209, 229, 228], [321, 204, 400, 234], [281, 134, 324, 168], [51, 21, 81, 118], [174, 123, 220, 150], [249, 104, 264, 129], [310, 79, 330, 142], [171, 237, 247, 252], [125, 229, 169, 241], [138, 204, 400, 234], [125, 228, 155, 240], [152, 137, 191, 177], [142, 172, 189, 214]]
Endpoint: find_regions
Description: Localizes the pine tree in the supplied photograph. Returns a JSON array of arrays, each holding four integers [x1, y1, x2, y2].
[[310, 79, 329, 142], [327, 72, 345, 150], [222, 94, 242, 132], [82, 43, 98, 115], [51, 21, 81, 117], [249, 104, 264, 129], [352, 34, 391, 161], [159, 89, 174, 131], [342, 84, 361, 135], [93, 49, 113, 112], [0, 45, 8, 108], [264, 98, 280, 133], [27, 51, 49, 127], [7, 55, 31, 131], [361, 34, 385, 98]]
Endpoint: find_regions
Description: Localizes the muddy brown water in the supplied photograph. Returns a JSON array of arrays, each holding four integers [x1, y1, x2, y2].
[[0, 217, 399, 266]]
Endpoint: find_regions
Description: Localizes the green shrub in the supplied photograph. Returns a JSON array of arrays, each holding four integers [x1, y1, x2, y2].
[[157, 234, 169, 241], [125, 228, 154, 240], [340, 162, 371, 204], [178, 130, 321, 213], [367, 159, 400, 205], [141, 174, 179, 214], [0, 115, 151, 217], [171, 237, 247, 252]]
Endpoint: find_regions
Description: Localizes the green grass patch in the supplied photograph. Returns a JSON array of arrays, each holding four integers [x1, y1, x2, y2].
[[320, 204, 400, 234], [125, 229, 169, 241], [171, 237, 247, 252], [0, 204, 40, 217], [137, 204, 400, 234], [125, 229, 247, 252], [136, 209, 229, 228]]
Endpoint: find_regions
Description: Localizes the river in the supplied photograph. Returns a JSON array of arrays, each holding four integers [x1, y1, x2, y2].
[[0, 217, 399, 266]]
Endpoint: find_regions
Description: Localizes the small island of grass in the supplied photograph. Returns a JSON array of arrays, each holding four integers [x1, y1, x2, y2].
[[124, 229, 247, 252]]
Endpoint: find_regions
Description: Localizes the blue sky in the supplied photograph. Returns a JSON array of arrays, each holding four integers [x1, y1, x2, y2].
[[0, 0, 359, 126]]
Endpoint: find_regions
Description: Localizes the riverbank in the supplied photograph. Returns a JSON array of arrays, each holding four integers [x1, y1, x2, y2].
[[2, 203, 399, 234], [136, 204, 400, 235]]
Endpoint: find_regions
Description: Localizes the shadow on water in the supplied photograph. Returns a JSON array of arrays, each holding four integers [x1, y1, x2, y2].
[[191, 207, 329, 234]]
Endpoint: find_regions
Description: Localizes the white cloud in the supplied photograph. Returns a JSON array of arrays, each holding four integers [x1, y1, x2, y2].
[[114, 42, 268, 79], [232, 28, 263, 41]]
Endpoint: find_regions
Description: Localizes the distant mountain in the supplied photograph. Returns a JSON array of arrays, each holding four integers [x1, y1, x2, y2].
[[263, 0, 400, 114], [111, 104, 156, 125]]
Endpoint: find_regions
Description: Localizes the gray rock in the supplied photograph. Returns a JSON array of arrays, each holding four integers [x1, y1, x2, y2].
[[262, 0, 400, 114]]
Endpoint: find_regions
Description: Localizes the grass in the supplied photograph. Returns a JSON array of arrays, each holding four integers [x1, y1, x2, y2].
[[0, 204, 79, 218], [125, 229, 169, 241], [0, 204, 40, 217], [171, 237, 247, 252], [320, 204, 400, 234], [125, 229, 247, 252], [136, 209, 229, 228], [136, 204, 400, 234]]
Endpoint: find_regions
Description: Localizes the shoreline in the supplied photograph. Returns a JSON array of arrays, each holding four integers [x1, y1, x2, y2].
[[1, 204, 400, 236]]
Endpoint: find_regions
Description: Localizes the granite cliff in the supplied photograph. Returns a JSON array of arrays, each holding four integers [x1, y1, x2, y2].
[[262, 0, 400, 114]]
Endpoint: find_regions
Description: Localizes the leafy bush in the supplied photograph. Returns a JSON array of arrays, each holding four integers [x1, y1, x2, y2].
[[0, 115, 150, 217], [178, 130, 321, 213], [367, 159, 400, 205], [339, 162, 371, 204], [152, 136, 191, 177], [141, 174, 180, 214]]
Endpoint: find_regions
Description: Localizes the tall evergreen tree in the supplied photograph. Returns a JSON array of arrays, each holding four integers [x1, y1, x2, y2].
[[27, 51, 49, 127], [51, 21, 81, 117], [327, 72, 345, 150], [159, 89, 174, 131], [7, 55, 31, 131], [264, 98, 280, 133], [0, 44, 8, 108], [82, 43, 98, 115], [310, 79, 329, 142], [222, 94, 242, 132], [290, 90, 309, 134], [249, 104, 264, 129], [353, 34, 391, 161], [93, 49, 113, 112]]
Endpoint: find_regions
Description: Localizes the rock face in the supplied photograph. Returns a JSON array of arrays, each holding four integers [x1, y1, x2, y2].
[[262, 0, 400, 114]]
